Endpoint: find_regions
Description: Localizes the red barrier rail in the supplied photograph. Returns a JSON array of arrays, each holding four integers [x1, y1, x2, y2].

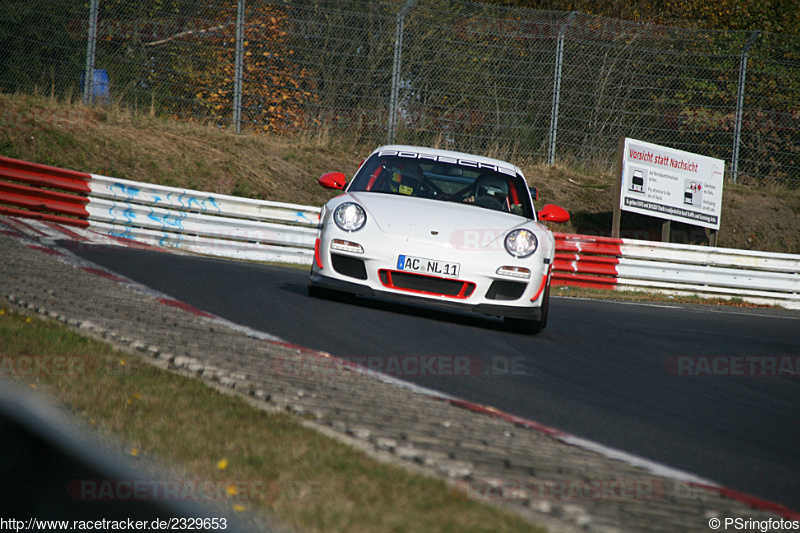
[[552, 233, 623, 289], [0, 155, 91, 227]]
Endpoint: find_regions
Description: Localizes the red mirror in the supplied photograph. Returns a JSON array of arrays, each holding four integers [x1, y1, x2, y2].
[[319, 172, 347, 190], [538, 204, 570, 223]]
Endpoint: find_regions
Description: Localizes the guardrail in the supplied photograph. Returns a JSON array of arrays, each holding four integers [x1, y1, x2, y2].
[[2, 155, 798, 308], [554, 234, 800, 308], [0, 155, 319, 264]]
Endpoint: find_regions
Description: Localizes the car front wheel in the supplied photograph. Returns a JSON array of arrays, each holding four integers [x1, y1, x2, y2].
[[504, 284, 549, 335]]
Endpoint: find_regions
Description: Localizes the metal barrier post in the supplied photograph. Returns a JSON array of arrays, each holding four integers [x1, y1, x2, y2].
[[388, 0, 416, 145], [731, 31, 760, 184], [233, 0, 246, 134], [547, 12, 576, 166], [82, 0, 99, 105]]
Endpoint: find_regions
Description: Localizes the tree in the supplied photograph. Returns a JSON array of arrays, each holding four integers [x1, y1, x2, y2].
[[190, 2, 319, 133]]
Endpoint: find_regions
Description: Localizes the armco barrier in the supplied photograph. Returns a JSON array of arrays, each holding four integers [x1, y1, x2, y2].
[[2, 155, 799, 308], [0, 155, 319, 264], [554, 233, 800, 308]]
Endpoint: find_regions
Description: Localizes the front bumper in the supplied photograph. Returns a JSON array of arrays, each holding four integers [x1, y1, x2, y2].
[[309, 271, 543, 321]]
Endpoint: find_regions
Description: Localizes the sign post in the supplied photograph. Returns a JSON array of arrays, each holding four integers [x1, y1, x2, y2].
[[613, 138, 724, 242]]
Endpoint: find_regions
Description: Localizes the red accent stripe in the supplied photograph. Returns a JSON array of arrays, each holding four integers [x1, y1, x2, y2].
[[379, 269, 476, 300], [555, 252, 620, 265], [26, 244, 62, 256], [0, 179, 89, 205], [445, 398, 565, 437], [0, 190, 90, 218], [81, 267, 124, 282], [553, 233, 623, 290], [0, 206, 90, 228], [554, 232, 623, 256], [0, 157, 92, 223], [0, 155, 92, 194], [508, 178, 519, 205], [158, 298, 215, 318], [314, 238, 323, 269], [365, 166, 382, 191], [529, 273, 548, 302], [555, 240, 623, 256], [553, 257, 620, 277]]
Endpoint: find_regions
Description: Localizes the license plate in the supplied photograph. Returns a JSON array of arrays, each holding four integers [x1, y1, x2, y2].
[[397, 255, 460, 278]]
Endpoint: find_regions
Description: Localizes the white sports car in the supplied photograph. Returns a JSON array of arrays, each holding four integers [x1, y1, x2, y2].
[[309, 145, 569, 333]]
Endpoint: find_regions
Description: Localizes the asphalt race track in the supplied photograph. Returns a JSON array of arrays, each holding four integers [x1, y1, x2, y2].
[[69, 243, 800, 511]]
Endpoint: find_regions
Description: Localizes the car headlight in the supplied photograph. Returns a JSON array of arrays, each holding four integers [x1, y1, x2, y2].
[[333, 202, 367, 232], [504, 229, 538, 258]]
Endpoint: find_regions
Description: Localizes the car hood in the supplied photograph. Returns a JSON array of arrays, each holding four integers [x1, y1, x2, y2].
[[346, 192, 529, 248]]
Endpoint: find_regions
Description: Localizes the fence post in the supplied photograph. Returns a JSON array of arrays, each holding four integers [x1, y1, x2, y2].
[[82, 0, 99, 105], [731, 30, 760, 184], [388, 0, 416, 145], [547, 12, 576, 166], [233, 0, 246, 133]]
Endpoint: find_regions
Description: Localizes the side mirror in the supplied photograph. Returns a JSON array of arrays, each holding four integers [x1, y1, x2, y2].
[[538, 204, 570, 223], [319, 172, 347, 190], [528, 187, 539, 201]]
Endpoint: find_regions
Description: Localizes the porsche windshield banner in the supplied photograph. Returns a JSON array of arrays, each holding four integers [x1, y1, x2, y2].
[[619, 138, 724, 230]]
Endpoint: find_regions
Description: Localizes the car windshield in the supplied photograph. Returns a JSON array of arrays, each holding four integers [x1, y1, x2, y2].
[[347, 152, 534, 218]]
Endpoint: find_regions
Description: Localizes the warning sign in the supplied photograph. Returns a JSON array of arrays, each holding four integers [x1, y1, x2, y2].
[[620, 139, 724, 230]]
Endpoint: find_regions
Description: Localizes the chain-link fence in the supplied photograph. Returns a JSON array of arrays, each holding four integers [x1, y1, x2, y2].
[[1, 0, 798, 185]]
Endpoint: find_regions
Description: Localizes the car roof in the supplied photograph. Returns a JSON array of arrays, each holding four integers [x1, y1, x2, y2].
[[372, 145, 523, 178]]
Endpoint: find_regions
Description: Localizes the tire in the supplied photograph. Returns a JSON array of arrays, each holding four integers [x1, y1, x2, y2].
[[539, 283, 550, 329], [307, 284, 333, 299], [308, 284, 352, 302], [504, 315, 544, 335], [504, 284, 549, 335]]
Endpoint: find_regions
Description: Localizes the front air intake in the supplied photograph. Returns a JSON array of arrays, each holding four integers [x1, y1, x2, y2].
[[378, 270, 475, 299], [331, 254, 368, 280]]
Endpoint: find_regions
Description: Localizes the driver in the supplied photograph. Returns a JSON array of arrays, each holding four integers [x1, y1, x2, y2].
[[464, 172, 510, 211], [387, 160, 423, 196]]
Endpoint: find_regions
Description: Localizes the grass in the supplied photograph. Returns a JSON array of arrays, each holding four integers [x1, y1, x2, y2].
[[1, 91, 799, 253], [552, 285, 782, 308], [0, 306, 543, 533]]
